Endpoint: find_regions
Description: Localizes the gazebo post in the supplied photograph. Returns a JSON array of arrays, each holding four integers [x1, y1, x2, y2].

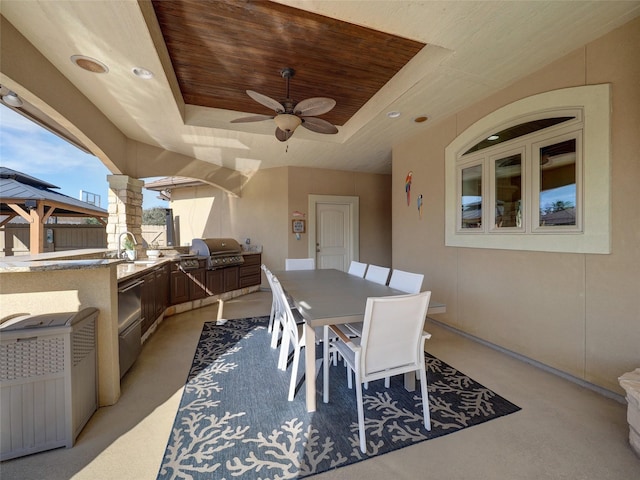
[[29, 200, 45, 255]]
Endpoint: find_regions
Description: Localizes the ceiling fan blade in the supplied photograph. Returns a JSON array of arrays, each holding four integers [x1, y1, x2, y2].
[[275, 127, 293, 142], [230, 114, 274, 123], [301, 116, 339, 134], [247, 90, 285, 113], [294, 97, 336, 117]]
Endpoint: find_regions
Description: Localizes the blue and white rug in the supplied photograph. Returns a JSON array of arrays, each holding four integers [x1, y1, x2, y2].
[[157, 316, 520, 479]]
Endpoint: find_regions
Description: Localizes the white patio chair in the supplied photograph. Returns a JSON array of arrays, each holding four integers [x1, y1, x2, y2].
[[261, 264, 275, 332], [285, 258, 316, 270], [388, 269, 424, 294], [265, 267, 304, 352], [262, 265, 287, 349], [364, 264, 390, 285], [347, 261, 368, 278], [271, 276, 333, 401], [346, 268, 425, 338], [323, 291, 432, 453]]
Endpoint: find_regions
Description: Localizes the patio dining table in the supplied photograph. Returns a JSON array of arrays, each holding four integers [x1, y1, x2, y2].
[[275, 268, 446, 412]]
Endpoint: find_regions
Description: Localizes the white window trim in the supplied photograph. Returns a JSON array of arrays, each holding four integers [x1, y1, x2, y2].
[[445, 84, 611, 254]]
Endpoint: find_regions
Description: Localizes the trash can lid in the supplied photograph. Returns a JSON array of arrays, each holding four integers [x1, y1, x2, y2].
[[0, 308, 98, 331]]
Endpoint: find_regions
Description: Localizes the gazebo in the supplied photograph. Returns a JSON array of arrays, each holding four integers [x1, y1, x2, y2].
[[0, 167, 108, 255]]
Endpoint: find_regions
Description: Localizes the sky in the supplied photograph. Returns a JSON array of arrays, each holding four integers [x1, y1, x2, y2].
[[0, 104, 167, 210]]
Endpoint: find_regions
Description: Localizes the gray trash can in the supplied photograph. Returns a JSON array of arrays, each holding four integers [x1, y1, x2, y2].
[[0, 307, 99, 460]]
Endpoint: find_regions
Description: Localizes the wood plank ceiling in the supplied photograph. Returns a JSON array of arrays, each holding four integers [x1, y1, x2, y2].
[[151, 0, 425, 127]]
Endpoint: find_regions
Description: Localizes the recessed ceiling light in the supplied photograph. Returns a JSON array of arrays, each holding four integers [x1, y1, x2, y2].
[[487, 135, 499, 141], [387, 111, 401, 118], [414, 115, 428, 123], [132, 67, 154, 79], [71, 55, 109, 74]]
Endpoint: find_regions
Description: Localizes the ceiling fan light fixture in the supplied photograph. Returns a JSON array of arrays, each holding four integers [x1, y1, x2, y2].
[[274, 113, 302, 133], [2, 91, 23, 107], [233, 67, 337, 141]]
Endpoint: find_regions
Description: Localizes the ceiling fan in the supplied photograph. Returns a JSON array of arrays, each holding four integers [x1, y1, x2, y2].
[[231, 68, 338, 142]]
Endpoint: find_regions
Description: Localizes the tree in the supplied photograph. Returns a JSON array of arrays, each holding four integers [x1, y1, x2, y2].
[[142, 207, 167, 225], [543, 200, 573, 215]]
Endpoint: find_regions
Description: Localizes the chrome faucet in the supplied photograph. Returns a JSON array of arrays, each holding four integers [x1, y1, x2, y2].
[[117, 231, 137, 259]]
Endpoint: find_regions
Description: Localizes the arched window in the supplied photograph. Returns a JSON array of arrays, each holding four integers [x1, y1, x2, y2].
[[445, 85, 610, 254]]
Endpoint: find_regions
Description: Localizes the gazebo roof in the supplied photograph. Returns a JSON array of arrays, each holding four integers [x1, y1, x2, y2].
[[1, 167, 108, 254], [0, 166, 107, 218]]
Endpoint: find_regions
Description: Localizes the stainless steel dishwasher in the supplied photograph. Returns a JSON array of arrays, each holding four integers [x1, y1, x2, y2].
[[117, 278, 144, 378]]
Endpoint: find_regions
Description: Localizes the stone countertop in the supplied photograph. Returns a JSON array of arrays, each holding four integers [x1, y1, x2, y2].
[[0, 256, 173, 280], [1, 248, 262, 279], [0, 258, 122, 273], [116, 258, 174, 281]]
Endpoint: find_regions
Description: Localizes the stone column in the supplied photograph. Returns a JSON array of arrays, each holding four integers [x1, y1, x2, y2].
[[107, 175, 144, 255]]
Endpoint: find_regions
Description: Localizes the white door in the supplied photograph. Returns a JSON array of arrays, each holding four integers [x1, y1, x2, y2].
[[316, 203, 350, 270], [308, 195, 359, 272]]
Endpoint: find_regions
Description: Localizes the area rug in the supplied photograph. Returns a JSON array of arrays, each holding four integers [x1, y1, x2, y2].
[[157, 316, 520, 479]]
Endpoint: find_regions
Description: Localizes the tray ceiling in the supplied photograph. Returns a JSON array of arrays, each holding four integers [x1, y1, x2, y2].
[[151, 0, 425, 126]]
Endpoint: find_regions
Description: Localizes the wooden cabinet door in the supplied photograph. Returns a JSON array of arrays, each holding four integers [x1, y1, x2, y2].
[[206, 269, 224, 295], [223, 267, 239, 292], [155, 265, 169, 317], [189, 269, 207, 299], [140, 271, 156, 334], [170, 270, 190, 304]]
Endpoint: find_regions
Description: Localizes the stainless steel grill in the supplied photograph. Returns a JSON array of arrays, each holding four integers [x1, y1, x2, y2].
[[178, 255, 200, 271], [191, 238, 245, 269]]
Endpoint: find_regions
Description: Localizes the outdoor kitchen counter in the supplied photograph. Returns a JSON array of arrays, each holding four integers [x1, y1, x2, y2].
[[1, 256, 122, 407], [0, 257, 172, 282], [1, 249, 263, 408]]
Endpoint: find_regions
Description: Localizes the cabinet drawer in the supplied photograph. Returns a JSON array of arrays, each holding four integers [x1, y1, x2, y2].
[[239, 273, 261, 288], [239, 265, 261, 278], [241, 254, 261, 266]]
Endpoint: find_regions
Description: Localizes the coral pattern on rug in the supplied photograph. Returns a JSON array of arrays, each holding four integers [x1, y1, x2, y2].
[[157, 316, 520, 479]]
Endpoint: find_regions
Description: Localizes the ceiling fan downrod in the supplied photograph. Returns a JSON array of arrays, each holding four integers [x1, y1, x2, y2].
[[281, 67, 295, 104]]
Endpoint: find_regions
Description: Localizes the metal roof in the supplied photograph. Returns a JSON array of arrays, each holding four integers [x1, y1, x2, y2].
[[0, 167, 107, 217]]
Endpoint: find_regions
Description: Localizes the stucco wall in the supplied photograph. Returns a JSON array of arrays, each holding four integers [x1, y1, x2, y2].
[[286, 167, 392, 268], [169, 166, 391, 282], [392, 17, 640, 395]]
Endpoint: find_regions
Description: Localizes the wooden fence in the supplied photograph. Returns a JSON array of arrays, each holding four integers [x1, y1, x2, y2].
[[0, 224, 167, 257]]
